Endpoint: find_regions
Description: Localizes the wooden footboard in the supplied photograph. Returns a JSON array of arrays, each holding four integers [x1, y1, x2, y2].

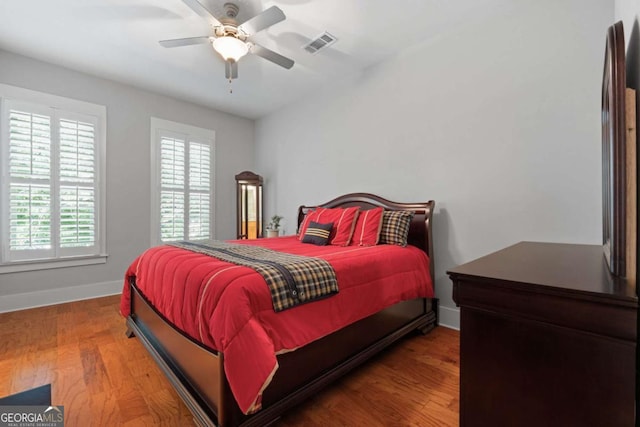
[[128, 284, 224, 425], [128, 280, 436, 426]]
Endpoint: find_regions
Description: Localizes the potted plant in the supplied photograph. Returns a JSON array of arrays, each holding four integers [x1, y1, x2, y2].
[[266, 215, 283, 238]]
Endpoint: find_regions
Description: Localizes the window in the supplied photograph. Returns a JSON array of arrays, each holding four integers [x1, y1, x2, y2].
[[0, 84, 106, 272], [150, 118, 215, 245]]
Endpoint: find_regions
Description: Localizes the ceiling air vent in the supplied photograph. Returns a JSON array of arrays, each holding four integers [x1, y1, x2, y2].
[[303, 32, 337, 54]]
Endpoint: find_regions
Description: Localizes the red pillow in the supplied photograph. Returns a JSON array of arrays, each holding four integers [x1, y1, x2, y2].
[[350, 207, 384, 246], [298, 208, 325, 240], [326, 207, 359, 246], [298, 207, 359, 246]]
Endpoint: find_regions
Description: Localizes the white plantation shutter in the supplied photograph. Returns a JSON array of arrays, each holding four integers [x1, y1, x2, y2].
[[151, 118, 214, 245], [59, 116, 97, 251], [60, 186, 95, 247], [10, 184, 51, 250], [8, 109, 52, 255], [160, 136, 186, 241], [188, 142, 211, 240], [1, 94, 104, 266]]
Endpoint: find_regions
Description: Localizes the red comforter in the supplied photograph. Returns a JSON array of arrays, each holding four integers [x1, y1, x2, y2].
[[120, 236, 433, 414]]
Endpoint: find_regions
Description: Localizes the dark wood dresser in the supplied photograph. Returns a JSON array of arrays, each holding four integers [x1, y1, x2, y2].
[[448, 242, 637, 427]]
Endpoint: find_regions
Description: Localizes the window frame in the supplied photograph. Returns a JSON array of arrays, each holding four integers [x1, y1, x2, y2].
[[0, 84, 107, 273], [150, 117, 215, 247]]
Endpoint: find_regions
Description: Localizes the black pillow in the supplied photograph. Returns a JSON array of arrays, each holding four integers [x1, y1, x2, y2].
[[301, 221, 334, 246]]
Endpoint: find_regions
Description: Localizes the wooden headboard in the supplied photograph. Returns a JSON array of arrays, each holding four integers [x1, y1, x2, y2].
[[297, 193, 435, 281]]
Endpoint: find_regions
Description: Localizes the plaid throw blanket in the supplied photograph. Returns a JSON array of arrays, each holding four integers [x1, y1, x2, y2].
[[169, 240, 338, 312]]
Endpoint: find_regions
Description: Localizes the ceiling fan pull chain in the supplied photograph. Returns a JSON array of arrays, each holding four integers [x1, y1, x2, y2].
[[229, 78, 233, 94]]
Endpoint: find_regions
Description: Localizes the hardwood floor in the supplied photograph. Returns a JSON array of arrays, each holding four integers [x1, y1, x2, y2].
[[0, 295, 459, 426]]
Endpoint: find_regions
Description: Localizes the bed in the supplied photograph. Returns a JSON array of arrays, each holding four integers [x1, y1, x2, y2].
[[122, 192, 437, 426]]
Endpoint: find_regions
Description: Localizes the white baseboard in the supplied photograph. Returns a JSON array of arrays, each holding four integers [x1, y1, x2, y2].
[[0, 280, 122, 313], [438, 305, 460, 330]]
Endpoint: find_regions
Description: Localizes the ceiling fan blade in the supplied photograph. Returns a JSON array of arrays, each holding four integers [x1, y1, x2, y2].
[[238, 6, 285, 35], [225, 61, 238, 79], [181, 0, 223, 27], [250, 43, 294, 69], [159, 36, 211, 48]]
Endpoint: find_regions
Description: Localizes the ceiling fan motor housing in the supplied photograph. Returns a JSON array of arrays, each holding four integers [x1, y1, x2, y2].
[[215, 3, 248, 41]]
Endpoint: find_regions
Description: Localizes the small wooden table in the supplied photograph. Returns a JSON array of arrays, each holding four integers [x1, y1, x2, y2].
[[448, 242, 637, 427]]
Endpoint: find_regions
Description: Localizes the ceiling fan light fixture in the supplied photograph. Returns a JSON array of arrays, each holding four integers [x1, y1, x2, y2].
[[212, 36, 249, 62]]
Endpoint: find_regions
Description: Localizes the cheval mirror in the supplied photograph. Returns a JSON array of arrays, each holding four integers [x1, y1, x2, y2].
[[235, 171, 263, 239]]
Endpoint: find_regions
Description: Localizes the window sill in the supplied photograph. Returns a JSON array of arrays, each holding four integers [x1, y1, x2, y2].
[[0, 254, 108, 274]]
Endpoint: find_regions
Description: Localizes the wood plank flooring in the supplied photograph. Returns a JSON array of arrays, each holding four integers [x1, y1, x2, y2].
[[0, 295, 459, 426]]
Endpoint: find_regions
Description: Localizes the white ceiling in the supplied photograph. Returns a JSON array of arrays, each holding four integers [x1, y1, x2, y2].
[[0, 0, 506, 119]]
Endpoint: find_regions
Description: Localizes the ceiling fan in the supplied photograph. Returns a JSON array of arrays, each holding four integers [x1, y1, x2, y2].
[[160, 0, 294, 81]]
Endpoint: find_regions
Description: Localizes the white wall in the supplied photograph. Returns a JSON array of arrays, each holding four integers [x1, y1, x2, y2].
[[0, 50, 254, 309], [255, 0, 612, 329], [616, 0, 640, 44]]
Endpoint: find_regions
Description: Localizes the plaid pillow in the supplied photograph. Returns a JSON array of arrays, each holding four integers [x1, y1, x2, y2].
[[302, 221, 334, 246], [379, 210, 414, 247]]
